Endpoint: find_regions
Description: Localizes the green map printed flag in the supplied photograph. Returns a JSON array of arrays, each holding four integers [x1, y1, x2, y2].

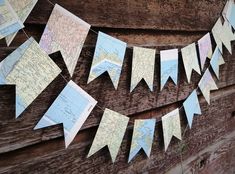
[[0, 0, 24, 40], [128, 119, 156, 162], [88, 108, 129, 162], [198, 69, 218, 104], [212, 17, 235, 54], [5, 0, 38, 46], [181, 43, 201, 83], [162, 108, 182, 151], [88, 32, 127, 89], [0, 37, 61, 118], [130, 47, 156, 92]]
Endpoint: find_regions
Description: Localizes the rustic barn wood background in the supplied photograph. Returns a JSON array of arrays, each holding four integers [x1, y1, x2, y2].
[[0, 0, 235, 173]]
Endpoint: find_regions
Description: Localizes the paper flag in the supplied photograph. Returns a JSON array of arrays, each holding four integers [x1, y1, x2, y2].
[[198, 33, 213, 69], [34, 80, 97, 148], [212, 17, 235, 54], [0, 0, 24, 40], [162, 108, 182, 151], [0, 37, 61, 118], [87, 108, 129, 162], [181, 43, 201, 83], [222, 0, 235, 29], [5, 0, 38, 46], [183, 90, 202, 128], [210, 47, 225, 79], [198, 69, 218, 104], [39, 4, 90, 77], [128, 119, 156, 162], [160, 49, 178, 90], [130, 47, 156, 92], [88, 32, 126, 89]]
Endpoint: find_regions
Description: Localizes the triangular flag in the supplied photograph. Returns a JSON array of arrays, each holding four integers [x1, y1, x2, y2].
[[130, 47, 156, 92], [181, 43, 201, 83], [198, 33, 213, 69], [5, 0, 38, 46], [0, 0, 24, 40], [87, 108, 129, 162], [198, 69, 218, 104], [212, 17, 235, 54], [39, 4, 90, 77], [128, 119, 156, 162], [183, 90, 202, 128], [162, 108, 182, 151], [34, 80, 97, 148], [210, 47, 225, 79], [222, 0, 235, 29], [160, 49, 178, 90], [88, 32, 127, 89], [0, 37, 61, 118]]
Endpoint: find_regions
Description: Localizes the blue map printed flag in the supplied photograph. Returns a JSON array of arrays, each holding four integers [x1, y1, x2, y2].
[[0, 37, 61, 118], [128, 119, 156, 162], [183, 90, 202, 128], [160, 49, 178, 90], [223, 0, 235, 29], [210, 47, 225, 79], [34, 80, 97, 148], [88, 32, 127, 89]]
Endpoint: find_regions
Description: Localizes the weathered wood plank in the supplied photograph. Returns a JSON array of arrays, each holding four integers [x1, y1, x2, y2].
[[26, 0, 226, 31], [0, 90, 234, 174], [166, 131, 235, 174]]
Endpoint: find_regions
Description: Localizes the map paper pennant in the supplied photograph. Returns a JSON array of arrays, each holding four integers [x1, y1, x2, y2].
[[198, 69, 218, 104], [88, 32, 127, 89], [160, 49, 178, 90], [39, 4, 90, 77], [223, 0, 235, 29], [128, 119, 156, 162], [87, 108, 129, 162], [210, 47, 225, 79], [0, 37, 61, 118], [162, 108, 182, 151], [212, 17, 235, 54], [183, 90, 202, 128], [0, 0, 24, 40], [198, 33, 213, 69], [130, 47, 156, 92], [5, 0, 38, 46], [181, 43, 201, 83], [34, 80, 97, 148]]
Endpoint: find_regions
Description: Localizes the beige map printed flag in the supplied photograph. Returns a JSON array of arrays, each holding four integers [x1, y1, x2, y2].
[[130, 47, 156, 92], [212, 17, 235, 54], [198, 69, 218, 104], [39, 4, 90, 77], [162, 108, 182, 151], [0, 37, 61, 118], [87, 108, 129, 162], [5, 0, 38, 46], [181, 43, 201, 83]]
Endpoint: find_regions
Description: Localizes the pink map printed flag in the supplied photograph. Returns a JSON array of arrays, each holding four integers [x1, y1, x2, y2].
[[39, 4, 90, 77], [198, 33, 213, 69]]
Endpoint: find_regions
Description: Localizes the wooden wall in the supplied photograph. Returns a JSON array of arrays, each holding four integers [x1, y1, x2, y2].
[[0, 0, 235, 173]]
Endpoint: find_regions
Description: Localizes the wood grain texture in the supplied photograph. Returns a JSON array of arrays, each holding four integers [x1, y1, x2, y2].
[[0, 0, 235, 173]]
